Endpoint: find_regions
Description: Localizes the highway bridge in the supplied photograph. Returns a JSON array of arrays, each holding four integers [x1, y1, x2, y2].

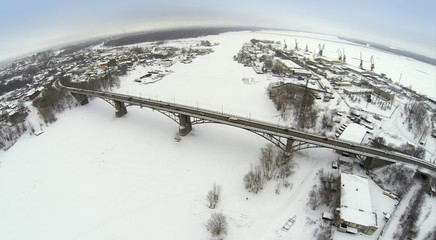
[[57, 80, 436, 173]]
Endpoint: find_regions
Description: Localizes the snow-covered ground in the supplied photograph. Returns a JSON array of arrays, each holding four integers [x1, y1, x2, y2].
[[0, 30, 434, 239]]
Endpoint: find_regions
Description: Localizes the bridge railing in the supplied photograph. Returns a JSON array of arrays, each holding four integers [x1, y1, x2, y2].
[[58, 80, 435, 171]]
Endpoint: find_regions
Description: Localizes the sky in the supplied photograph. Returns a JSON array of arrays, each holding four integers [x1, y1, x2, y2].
[[0, 0, 435, 61]]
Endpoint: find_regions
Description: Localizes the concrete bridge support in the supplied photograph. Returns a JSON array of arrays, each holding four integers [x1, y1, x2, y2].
[[285, 138, 294, 157], [364, 157, 393, 170], [178, 114, 192, 136], [71, 92, 89, 106], [114, 100, 127, 118]]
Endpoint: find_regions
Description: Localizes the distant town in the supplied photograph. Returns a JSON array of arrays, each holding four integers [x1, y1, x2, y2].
[[0, 36, 217, 149]]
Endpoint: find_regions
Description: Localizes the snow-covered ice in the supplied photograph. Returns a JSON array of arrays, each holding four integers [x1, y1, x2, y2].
[[0, 29, 434, 239]]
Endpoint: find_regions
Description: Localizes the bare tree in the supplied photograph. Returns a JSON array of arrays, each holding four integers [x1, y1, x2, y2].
[[275, 181, 282, 194], [314, 221, 333, 240], [404, 100, 429, 139], [307, 185, 320, 210], [260, 144, 275, 180], [206, 212, 228, 237], [206, 183, 222, 209], [243, 165, 264, 194], [275, 152, 296, 179], [321, 112, 334, 130], [244, 144, 296, 194]]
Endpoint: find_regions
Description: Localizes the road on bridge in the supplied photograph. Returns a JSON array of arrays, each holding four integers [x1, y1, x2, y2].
[[57, 80, 436, 173]]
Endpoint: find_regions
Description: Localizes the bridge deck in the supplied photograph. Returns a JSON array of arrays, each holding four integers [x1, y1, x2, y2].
[[57, 80, 436, 173]]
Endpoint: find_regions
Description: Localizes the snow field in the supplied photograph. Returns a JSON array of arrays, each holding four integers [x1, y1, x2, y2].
[[0, 29, 434, 239], [0, 100, 262, 239], [0, 99, 344, 239]]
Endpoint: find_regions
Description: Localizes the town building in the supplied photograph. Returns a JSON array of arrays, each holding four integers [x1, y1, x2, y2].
[[335, 172, 378, 235], [338, 123, 368, 144]]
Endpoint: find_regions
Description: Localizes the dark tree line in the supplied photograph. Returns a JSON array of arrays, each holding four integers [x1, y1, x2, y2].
[[404, 100, 429, 139], [394, 185, 425, 240], [370, 163, 415, 197], [65, 69, 120, 92], [32, 84, 74, 124], [371, 137, 425, 159], [0, 77, 33, 96], [307, 169, 337, 210], [0, 122, 29, 149], [267, 83, 318, 129]]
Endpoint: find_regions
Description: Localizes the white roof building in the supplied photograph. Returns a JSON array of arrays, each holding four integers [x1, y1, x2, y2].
[[337, 172, 378, 235], [343, 86, 373, 95], [338, 123, 367, 144], [279, 59, 303, 69]]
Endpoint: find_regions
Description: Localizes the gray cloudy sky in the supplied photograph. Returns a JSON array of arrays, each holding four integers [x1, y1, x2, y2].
[[1, 0, 435, 61]]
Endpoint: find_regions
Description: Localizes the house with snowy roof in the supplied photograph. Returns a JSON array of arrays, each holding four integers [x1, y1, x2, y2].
[[335, 172, 378, 235]]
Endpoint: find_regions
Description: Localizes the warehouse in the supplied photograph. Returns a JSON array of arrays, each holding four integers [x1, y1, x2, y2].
[[335, 172, 378, 235]]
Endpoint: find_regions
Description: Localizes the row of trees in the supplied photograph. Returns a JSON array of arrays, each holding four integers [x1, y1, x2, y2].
[[371, 136, 425, 159], [262, 55, 289, 76], [32, 85, 75, 124], [66, 70, 120, 92], [243, 144, 296, 194], [205, 184, 227, 238], [267, 83, 318, 129], [0, 122, 30, 149], [33, 70, 121, 125], [307, 169, 337, 211], [404, 100, 429, 140], [370, 162, 415, 197], [394, 185, 425, 240], [320, 111, 334, 131]]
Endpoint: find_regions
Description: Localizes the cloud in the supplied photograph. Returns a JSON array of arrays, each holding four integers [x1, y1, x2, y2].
[[0, 0, 434, 61]]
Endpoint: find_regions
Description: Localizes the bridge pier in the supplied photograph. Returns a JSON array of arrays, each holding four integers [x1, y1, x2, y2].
[[364, 157, 393, 170], [285, 138, 294, 157], [114, 100, 127, 118], [71, 92, 89, 106], [179, 114, 192, 136]]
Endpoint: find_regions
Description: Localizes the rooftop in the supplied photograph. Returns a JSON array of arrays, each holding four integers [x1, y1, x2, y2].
[[339, 172, 377, 227], [338, 123, 367, 144], [279, 59, 302, 69]]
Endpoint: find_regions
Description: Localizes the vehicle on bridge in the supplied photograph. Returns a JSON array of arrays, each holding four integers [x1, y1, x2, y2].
[[228, 117, 238, 122]]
